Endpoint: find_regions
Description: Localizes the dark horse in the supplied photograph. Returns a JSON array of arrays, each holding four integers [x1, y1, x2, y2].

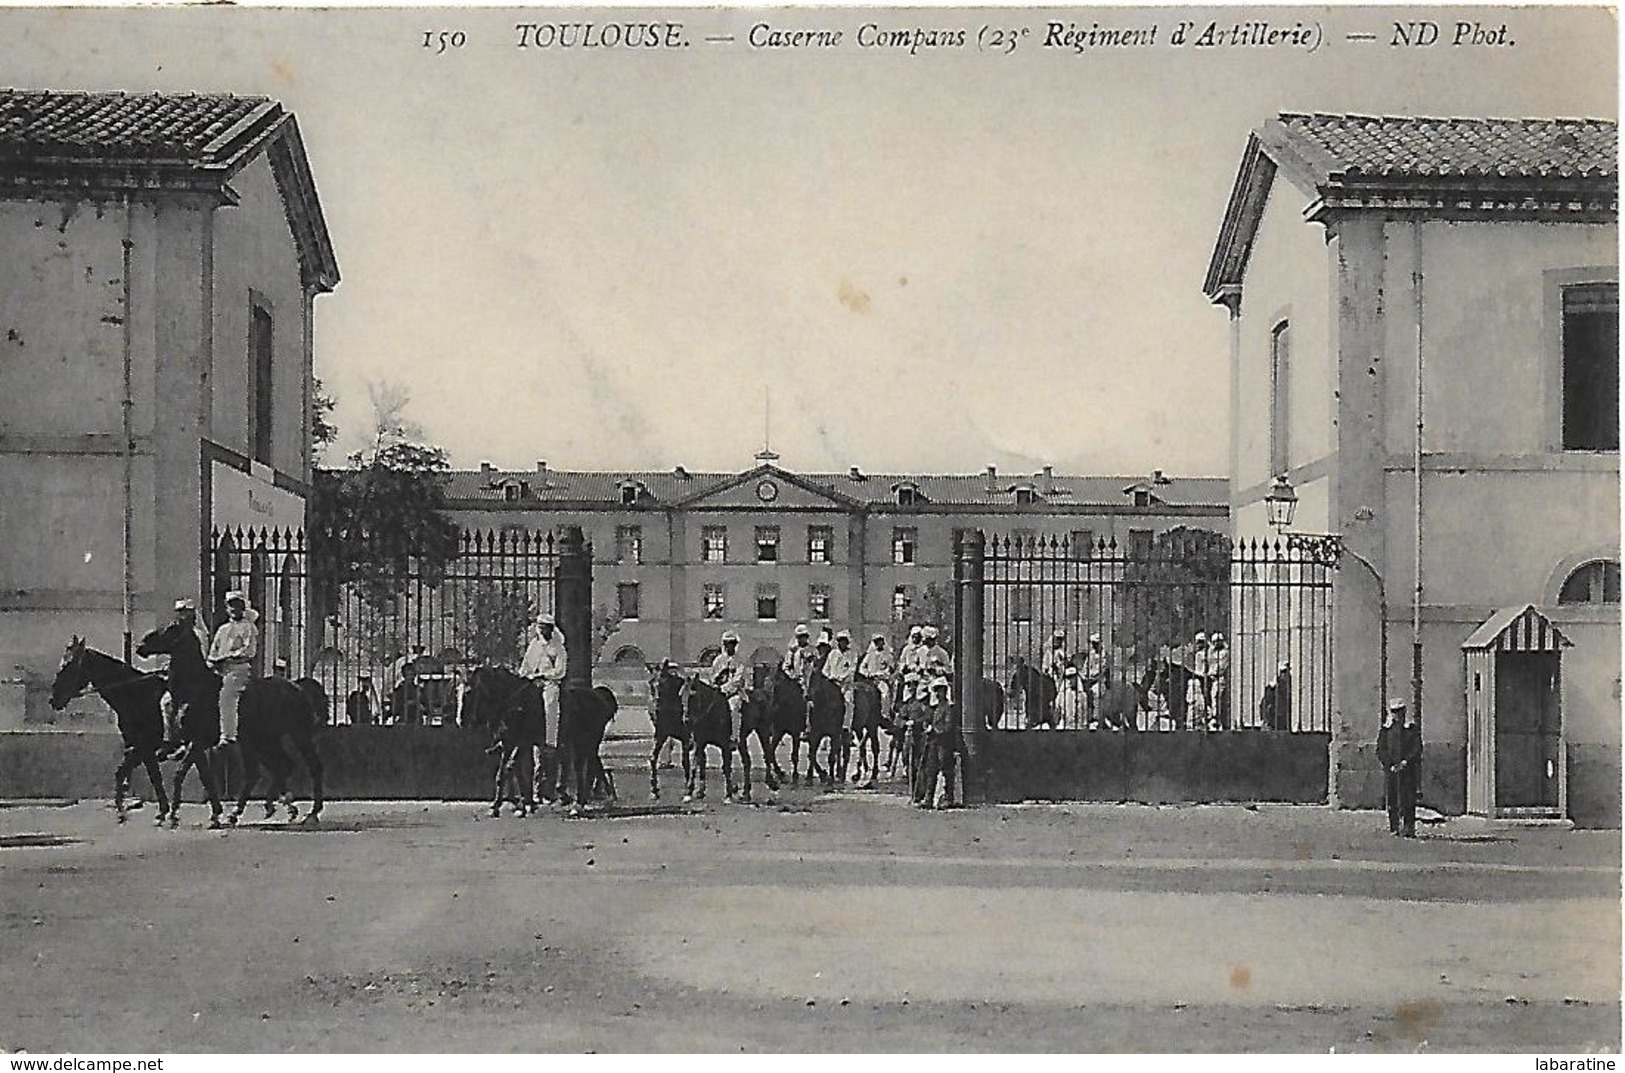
[[762, 667, 806, 786], [1009, 659, 1058, 729], [678, 675, 737, 802], [554, 684, 619, 814], [461, 665, 546, 816], [850, 679, 884, 787], [138, 622, 325, 825], [646, 663, 691, 800], [133, 623, 225, 827], [803, 670, 845, 789], [50, 638, 172, 824]]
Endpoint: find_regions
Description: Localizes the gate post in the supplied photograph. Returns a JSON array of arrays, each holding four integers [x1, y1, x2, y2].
[[557, 524, 593, 693], [955, 529, 989, 804]]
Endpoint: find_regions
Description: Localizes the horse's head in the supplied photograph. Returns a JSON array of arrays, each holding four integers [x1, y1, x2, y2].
[[49, 636, 89, 711], [135, 619, 187, 660]]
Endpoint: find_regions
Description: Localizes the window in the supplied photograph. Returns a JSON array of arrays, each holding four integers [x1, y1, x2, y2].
[[1015, 486, 1038, 506], [1563, 283, 1619, 451], [808, 584, 830, 621], [620, 483, 640, 506], [807, 525, 833, 563], [502, 483, 522, 503], [702, 526, 727, 563], [756, 583, 779, 621], [248, 303, 274, 465], [1269, 320, 1291, 475], [895, 483, 920, 506], [617, 582, 641, 621], [892, 527, 917, 565], [1559, 560, 1621, 604], [1132, 489, 1152, 507], [1070, 530, 1095, 560], [892, 584, 915, 621], [1012, 586, 1034, 621], [702, 583, 726, 620], [615, 525, 643, 565], [1128, 529, 1154, 559], [755, 526, 780, 563]]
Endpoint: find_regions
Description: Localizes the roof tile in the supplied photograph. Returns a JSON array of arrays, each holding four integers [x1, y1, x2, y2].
[[0, 89, 272, 166], [1275, 112, 1616, 181]]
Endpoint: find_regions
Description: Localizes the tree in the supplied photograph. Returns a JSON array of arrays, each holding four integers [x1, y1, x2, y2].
[[308, 380, 460, 632], [889, 580, 952, 653], [311, 377, 338, 465], [454, 582, 536, 667], [1118, 527, 1231, 660]]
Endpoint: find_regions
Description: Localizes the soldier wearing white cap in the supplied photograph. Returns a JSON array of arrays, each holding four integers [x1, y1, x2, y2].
[[824, 629, 857, 730], [896, 625, 928, 706], [916, 676, 959, 809], [710, 630, 747, 740], [1209, 632, 1231, 730], [922, 626, 953, 680], [1040, 628, 1070, 682], [1184, 631, 1211, 730], [857, 633, 895, 724], [153, 598, 212, 756], [207, 590, 259, 743], [782, 623, 820, 691], [520, 611, 568, 745], [1079, 633, 1106, 720], [1377, 697, 1422, 837]]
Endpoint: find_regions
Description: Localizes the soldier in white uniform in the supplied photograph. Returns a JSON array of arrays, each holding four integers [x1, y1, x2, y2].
[[709, 629, 747, 745], [519, 613, 568, 805], [782, 623, 820, 690], [1079, 633, 1107, 724], [1185, 631, 1211, 730], [896, 625, 927, 706], [207, 591, 259, 744], [824, 630, 857, 730], [1040, 628, 1070, 681], [857, 632, 895, 724], [922, 626, 953, 680]]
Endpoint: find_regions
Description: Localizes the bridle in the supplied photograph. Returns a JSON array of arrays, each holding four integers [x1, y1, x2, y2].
[[57, 649, 166, 704]]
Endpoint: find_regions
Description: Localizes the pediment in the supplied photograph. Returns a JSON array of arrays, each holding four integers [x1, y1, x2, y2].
[[678, 465, 854, 511]]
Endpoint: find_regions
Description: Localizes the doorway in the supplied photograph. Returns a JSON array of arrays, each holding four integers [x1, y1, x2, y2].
[[1493, 651, 1562, 809]]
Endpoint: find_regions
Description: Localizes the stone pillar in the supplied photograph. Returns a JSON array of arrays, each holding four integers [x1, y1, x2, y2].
[[955, 529, 988, 804], [557, 524, 593, 693]]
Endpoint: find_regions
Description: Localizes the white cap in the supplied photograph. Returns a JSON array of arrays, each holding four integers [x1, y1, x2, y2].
[[1388, 697, 1407, 711], [1279, 660, 1291, 672], [174, 598, 196, 611], [1063, 666, 1079, 677], [225, 590, 247, 605], [1213, 632, 1226, 644], [795, 623, 811, 637], [1194, 631, 1207, 642], [909, 624, 923, 635], [1052, 629, 1067, 640], [835, 630, 851, 642], [929, 676, 951, 691], [816, 631, 834, 646], [721, 629, 740, 643], [536, 613, 556, 626], [872, 632, 886, 642], [1089, 633, 1102, 644], [922, 626, 939, 639]]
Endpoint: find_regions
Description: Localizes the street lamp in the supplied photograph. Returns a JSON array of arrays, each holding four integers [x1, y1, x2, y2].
[[1263, 474, 1389, 722]]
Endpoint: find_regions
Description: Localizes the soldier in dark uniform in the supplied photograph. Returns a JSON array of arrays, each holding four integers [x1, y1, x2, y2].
[[1377, 697, 1422, 837], [917, 676, 960, 809]]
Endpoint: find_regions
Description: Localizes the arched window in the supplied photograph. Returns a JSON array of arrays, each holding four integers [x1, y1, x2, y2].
[[1558, 560, 1621, 604], [612, 645, 647, 665], [697, 645, 721, 667]]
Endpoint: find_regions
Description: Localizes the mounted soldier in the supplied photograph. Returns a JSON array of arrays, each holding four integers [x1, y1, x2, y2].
[[710, 629, 747, 745], [207, 590, 259, 746]]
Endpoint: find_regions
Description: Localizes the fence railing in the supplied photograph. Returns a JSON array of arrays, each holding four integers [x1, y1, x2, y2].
[[207, 527, 564, 725], [968, 529, 1333, 733]]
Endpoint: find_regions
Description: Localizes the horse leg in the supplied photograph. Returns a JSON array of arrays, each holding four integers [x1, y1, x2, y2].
[[723, 739, 738, 802], [295, 736, 324, 823], [681, 739, 695, 802], [650, 734, 664, 800], [113, 749, 141, 823], [195, 748, 224, 827], [231, 743, 262, 824], [757, 728, 778, 792], [734, 732, 751, 802], [143, 754, 169, 826], [695, 744, 708, 801], [491, 746, 513, 816], [169, 754, 190, 828]]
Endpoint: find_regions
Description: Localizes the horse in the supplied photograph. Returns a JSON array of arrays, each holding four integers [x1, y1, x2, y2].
[[678, 675, 737, 802], [1096, 678, 1141, 732], [762, 667, 806, 786], [980, 677, 1007, 732], [50, 637, 171, 824], [646, 663, 691, 800], [850, 679, 884, 787], [1009, 659, 1058, 729], [553, 684, 618, 814], [461, 665, 546, 816], [803, 670, 845, 789], [737, 679, 780, 795], [133, 622, 224, 827]]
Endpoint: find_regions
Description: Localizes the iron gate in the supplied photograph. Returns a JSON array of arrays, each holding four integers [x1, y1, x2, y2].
[[961, 527, 1334, 734], [206, 527, 565, 724]]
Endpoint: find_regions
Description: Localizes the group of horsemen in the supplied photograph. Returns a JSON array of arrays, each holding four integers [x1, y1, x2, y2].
[[688, 621, 961, 807]]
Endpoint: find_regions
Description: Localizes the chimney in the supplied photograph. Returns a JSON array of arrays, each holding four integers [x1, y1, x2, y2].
[[536, 460, 548, 474], [1042, 465, 1054, 491], [985, 464, 998, 490], [479, 461, 494, 475], [849, 465, 865, 481], [674, 465, 689, 480], [1152, 468, 1169, 484]]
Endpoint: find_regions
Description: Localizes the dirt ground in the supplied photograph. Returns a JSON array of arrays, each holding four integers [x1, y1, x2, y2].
[[0, 737, 1619, 1053]]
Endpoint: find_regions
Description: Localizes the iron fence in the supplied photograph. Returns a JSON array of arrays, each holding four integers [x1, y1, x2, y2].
[[207, 527, 560, 725], [972, 528, 1333, 732]]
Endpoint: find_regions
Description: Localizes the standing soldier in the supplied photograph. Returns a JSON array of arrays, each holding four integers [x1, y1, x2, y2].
[[520, 613, 568, 804], [922, 626, 953, 680], [710, 629, 747, 747], [207, 591, 259, 747], [896, 625, 927, 707], [1040, 629, 1070, 680], [916, 676, 960, 809], [1377, 698, 1423, 837], [1079, 633, 1106, 727], [1209, 633, 1231, 730], [1185, 631, 1211, 730]]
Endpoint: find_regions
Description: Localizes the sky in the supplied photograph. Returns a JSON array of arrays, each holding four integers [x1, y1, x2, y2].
[[2, 5, 1616, 476]]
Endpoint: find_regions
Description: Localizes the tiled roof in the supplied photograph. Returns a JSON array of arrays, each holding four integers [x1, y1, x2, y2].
[[0, 89, 275, 167], [441, 466, 1228, 510], [1272, 113, 1616, 181]]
